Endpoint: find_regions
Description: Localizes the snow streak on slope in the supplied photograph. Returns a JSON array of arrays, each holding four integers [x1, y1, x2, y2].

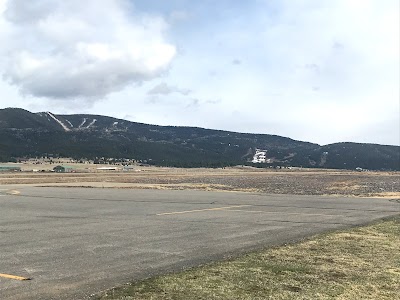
[[79, 118, 87, 128], [86, 119, 97, 128], [47, 112, 71, 132], [65, 119, 74, 128]]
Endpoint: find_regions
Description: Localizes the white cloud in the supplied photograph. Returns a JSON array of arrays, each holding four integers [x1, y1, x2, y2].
[[147, 82, 191, 96], [163, 0, 399, 145], [0, 0, 176, 100], [0, 0, 398, 146], [169, 10, 191, 23]]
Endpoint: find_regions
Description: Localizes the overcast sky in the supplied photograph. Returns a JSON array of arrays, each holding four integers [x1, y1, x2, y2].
[[0, 0, 399, 146]]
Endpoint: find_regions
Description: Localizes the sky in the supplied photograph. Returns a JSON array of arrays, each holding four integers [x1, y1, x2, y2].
[[0, 0, 399, 146]]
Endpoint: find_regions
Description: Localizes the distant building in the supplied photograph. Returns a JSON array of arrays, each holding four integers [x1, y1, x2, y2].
[[123, 166, 135, 171], [53, 165, 75, 173], [252, 149, 268, 163], [96, 167, 119, 171], [0, 166, 21, 172]]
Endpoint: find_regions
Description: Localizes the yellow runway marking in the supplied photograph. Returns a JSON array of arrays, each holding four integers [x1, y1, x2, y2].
[[157, 205, 252, 216], [0, 273, 30, 281], [227, 209, 340, 217]]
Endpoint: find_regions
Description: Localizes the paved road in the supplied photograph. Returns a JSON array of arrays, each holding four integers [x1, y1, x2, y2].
[[0, 187, 399, 300]]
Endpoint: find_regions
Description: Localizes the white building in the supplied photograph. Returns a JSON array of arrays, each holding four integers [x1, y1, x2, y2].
[[252, 149, 268, 163]]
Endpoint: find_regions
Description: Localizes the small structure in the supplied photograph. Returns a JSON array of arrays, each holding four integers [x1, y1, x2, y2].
[[53, 165, 75, 173], [122, 166, 135, 171], [252, 149, 268, 163], [96, 167, 119, 171], [0, 166, 21, 172]]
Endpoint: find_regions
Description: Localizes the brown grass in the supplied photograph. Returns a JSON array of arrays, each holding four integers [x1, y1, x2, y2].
[[94, 216, 400, 300], [1, 167, 399, 197]]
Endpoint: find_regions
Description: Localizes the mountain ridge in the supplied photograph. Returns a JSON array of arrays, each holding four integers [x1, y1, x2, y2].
[[0, 107, 399, 170]]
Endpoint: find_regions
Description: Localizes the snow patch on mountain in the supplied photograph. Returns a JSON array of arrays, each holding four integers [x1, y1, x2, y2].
[[65, 119, 74, 128], [86, 119, 97, 128], [47, 112, 71, 132], [79, 118, 87, 128]]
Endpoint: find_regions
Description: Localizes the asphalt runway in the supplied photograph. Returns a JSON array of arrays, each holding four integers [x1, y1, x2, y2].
[[0, 187, 399, 300]]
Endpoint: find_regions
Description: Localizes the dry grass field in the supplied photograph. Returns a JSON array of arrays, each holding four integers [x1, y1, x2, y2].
[[1, 165, 399, 198], [2, 165, 399, 299], [95, 216, 400, 300]]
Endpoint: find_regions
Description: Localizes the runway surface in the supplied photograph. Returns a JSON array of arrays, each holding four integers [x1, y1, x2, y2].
[[0, 187, 399, 299]]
